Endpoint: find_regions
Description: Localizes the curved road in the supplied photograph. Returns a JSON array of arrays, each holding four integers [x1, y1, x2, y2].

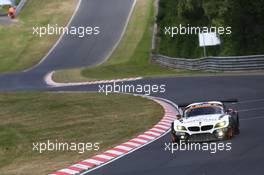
[[0, 0, 135, 91], [81, 75, 264, 175], [0, 0, 264, 175]]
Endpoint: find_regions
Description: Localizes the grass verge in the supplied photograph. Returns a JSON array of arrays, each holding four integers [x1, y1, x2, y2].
[[53, 0, 207, 83], [0, 92, 163, 175], [0, 0, 77, 73], [46, 0, 264, 83]]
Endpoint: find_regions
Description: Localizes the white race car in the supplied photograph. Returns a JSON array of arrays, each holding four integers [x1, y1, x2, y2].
[[171, 101, 240, 142]]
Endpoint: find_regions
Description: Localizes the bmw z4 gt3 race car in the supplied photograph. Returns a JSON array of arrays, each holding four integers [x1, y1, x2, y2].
[[171, 101, 240, 142]]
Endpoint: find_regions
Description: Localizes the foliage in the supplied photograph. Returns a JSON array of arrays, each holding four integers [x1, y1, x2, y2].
[[157, 0, 264, 58]]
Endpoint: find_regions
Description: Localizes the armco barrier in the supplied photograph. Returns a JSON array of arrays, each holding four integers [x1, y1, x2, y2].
[[15, 0, 27, 16], [152, 54, 264, 72]]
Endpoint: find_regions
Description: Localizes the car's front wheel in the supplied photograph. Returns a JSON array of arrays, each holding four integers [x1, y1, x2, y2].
[[226, 127, 234, 139], [171, 134, 178, 143]]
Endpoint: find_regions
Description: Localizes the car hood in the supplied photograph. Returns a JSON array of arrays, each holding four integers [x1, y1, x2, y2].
[[179, 114, 224, 126]]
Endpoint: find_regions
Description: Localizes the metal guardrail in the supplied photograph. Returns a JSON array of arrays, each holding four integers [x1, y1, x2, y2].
[[152, 0, 264, 72], [15, 0, 27, 16], [152, 54, 264, 72]]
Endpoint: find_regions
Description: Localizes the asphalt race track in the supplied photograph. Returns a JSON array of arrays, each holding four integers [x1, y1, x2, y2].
[[1, 0, 264, 175], [0, 0, 135, 91], [81, 76, 264, 175]]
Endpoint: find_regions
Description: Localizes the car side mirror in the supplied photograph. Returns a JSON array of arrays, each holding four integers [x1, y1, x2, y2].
[[176, 114, 182, 119], [227, 108, 233, 113]]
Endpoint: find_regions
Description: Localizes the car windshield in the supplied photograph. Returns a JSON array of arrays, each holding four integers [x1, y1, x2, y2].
[[184, 106, 223, 118]]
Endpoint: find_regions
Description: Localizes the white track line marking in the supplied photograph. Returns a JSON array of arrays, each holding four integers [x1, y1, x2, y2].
[[72, 164, 89, 170], [105, 150, 124, 156], [115, 145, 133, 151], [145, 131, 161, 136], [138, 135, 155, 140], [124, 141, 141, 147], [132, 138, 148, 143], [155, 124, 169, 129], [151, 128, 166, 133], [95, 154, 114, 160], [59, 168, 78, 174], [45, 71, 143, 87], [161, 119, 173, 123], [83, 159, 103, 165]]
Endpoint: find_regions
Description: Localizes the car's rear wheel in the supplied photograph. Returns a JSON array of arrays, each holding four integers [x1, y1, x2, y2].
[[232, 113, 240, 135]]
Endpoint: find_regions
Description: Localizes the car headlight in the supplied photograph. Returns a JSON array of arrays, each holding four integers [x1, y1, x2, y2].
[[176, 125, 187, 131], [215, 121, 227, 128]]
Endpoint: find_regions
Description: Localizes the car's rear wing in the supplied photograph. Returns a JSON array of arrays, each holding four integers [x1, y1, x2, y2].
[[177, 99, 238, 109], [220, 99, 238, 104]]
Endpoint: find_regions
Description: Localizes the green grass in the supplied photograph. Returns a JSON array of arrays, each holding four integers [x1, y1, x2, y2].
[[0, 0, 77, 73], [0, 92, 163, 175], [53, 0, 203, 83], [53, 0, 264, 83], [156, 0, 264, 58], [16, 0, 21, 5], [0, 5, 9, 14]]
